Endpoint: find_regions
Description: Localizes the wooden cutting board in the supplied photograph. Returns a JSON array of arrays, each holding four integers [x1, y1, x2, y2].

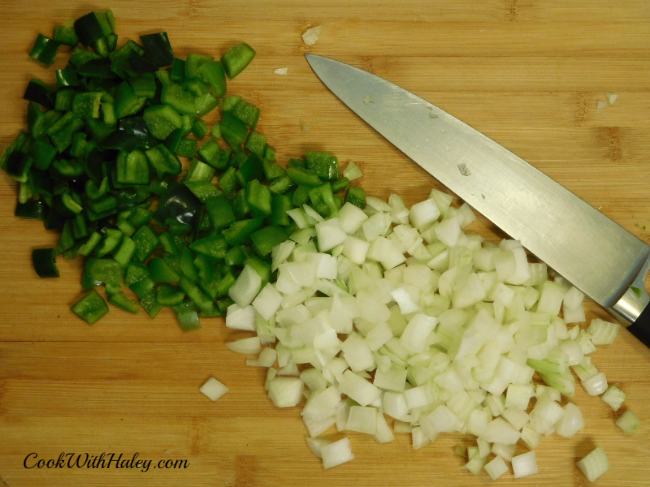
[[1, 1, 649, 486]]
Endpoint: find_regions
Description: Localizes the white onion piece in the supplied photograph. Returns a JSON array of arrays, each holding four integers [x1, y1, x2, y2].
[[491, 442, 516, 462], [305, 436, 332, 458], [512, 451, 538, 478], [587, 318, 620, 345], [226, 336, 261, 354], [343, 161, 363, 181], [601, 385, 626, 411], [581, 372, 608, 396], [484, 417, 521, 444], [225, 304, 257, 331], [252, 283, 283, 321], [199, 377, 229, 401], [409, 199, 440, 229], [346, 406, 377, 435], [268, 376, 304, 408], [273, 67, 288, 75], [302, 25, 322, 46], [228, 265, 262, 307], [321, 438, 354, 469], [555, 402, 585, 438], [616, 410, 642, 434], [577, 447, 609, 482], [484, 456, 508, 480], [316, 219, 347, 252], [373, 412, 395, 444]]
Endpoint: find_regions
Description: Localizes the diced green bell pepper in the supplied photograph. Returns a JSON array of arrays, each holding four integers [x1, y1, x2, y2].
[[71, 289, 109, 324]]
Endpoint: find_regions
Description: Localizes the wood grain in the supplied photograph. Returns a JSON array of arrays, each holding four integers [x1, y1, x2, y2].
[[1, 1, 649, 486]]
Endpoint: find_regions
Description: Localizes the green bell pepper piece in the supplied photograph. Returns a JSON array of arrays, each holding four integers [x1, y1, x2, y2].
[[223, 218, 264, 246], [140, 290, 162, 318], [85, 258, 124, 287], [109, 292, 140, 314], [116, 150, 150, 185], [172, 301, 201, 331], [29, 34, 60, 66], [143, 104, 183, 140], [148, 257, 181, 283], [221, 43, 256, 79], [246, 179, 272, 217], [346, 186, 367, 210], [206, 196, 236, 229], [232, 98, 260, 129], [250, 225, 290, 257], [131, 225, 159, 263], [71, 289, 109, 324], [271, 194, 293, 226], [157, 285, 185, 306], [140, 32, 174, 67], [198, 60, 227, 96], [32, 248, 60, 278], [190, 235, 228, 259], [245, 131, 266, 158]]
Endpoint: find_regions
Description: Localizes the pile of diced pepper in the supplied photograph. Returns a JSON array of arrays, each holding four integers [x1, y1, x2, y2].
[[1, 10, 367, 329]]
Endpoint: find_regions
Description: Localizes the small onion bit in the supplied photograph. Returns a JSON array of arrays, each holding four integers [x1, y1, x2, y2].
[[302, 25, 322, 46]]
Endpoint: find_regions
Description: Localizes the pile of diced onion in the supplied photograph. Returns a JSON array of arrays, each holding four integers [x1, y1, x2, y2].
[[219, 187, 638, 481]]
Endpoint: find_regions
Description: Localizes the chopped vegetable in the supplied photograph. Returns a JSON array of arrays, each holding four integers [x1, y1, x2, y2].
[[601, 385, 626, 411], [512, 451, 538, 479], [302, 25, 322, 46], [577, 447, 609, 482], [616, 410, 642, 434], [200, 377, 229, 401]]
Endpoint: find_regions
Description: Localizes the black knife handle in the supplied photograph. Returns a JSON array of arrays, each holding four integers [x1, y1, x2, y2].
[[626, 304, 650, 348]]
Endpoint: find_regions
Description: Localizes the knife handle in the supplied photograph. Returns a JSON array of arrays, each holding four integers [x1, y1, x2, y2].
[[627, 306, 650, 348], [610, 255, 650, 348]]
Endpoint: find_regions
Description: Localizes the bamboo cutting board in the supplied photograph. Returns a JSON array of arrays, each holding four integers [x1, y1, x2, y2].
[[1, 1, 650, 486]]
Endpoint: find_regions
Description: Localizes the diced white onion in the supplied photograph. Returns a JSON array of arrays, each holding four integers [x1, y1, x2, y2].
[[581, 372, 608, 396], [199, 377, 229, 401], [577, 446, 609, 482], [228, 265, 262, 307], [226, 336, 261, 354], [343, 161, 363, 181], [252, 283, 283, 321], [512, 451, 538, 479], [268, 376, 304, 408], [302, 25, 322, 46], [221, 185, 627, 474], [587, 318, 620, 345], [321, 438, 354, 469], [305, 436, 332, 458], [274, 67, 288, 75], [601, 385, 626, 411], [346, 405, 377, 435], [555, 402, 585, 438], [484, 455, 509, 480], [409, 199, 441, 229], [225, 304, 257, 331], [616, 410, 642, 434]]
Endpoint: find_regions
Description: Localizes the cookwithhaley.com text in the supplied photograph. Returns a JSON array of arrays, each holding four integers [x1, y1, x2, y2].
[[24, 452, 189, 473]]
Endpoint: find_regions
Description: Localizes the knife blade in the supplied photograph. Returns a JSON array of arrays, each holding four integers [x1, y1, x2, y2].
[[305, 53, 650, 347]]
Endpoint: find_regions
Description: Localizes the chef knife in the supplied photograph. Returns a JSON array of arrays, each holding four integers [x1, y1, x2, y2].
[[305, 54, 650, 348]]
